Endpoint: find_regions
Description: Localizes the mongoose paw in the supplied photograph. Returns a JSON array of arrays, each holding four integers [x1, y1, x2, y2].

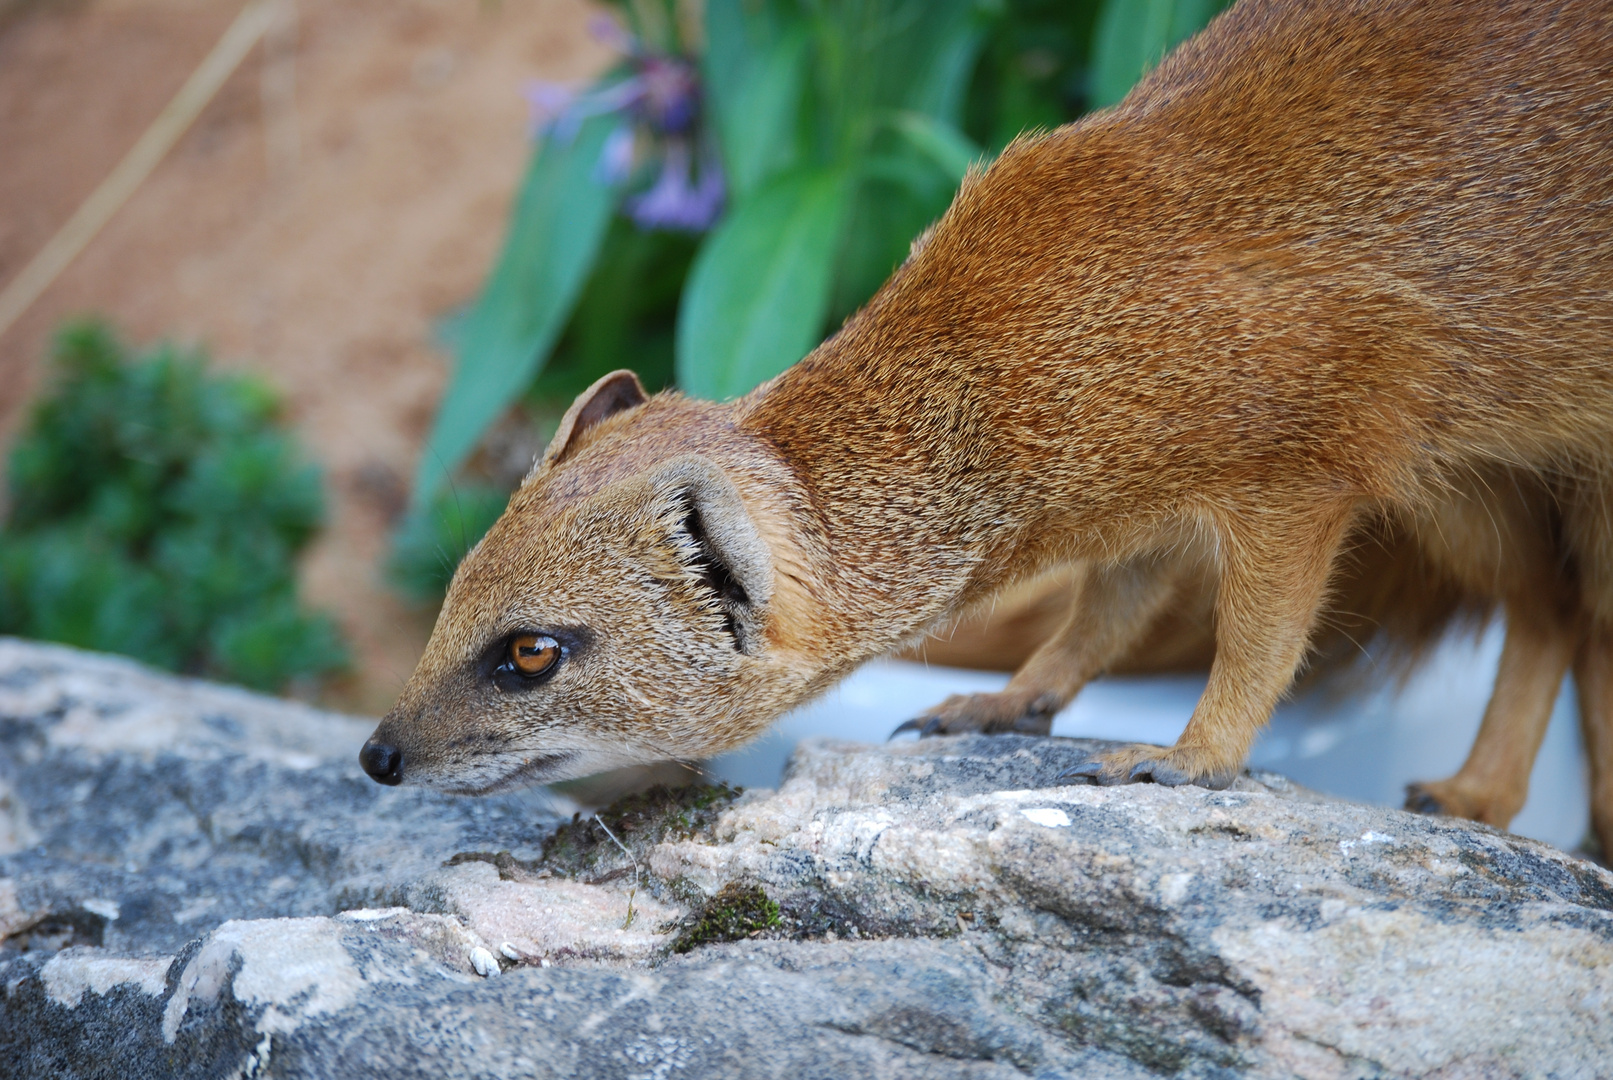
[[1059, 744, 1239, 789], [1403, 782, 1448, 817], [1402, 778, 1516, 827], [889, 691, 1060, 740]]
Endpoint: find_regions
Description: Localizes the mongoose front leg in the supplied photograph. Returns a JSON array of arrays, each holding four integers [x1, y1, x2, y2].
[[893, 557, 1187, 738], [1572, 625, 1613, 859], [1066, 507, 1354, 789], [1403, 600, 1575, 828]]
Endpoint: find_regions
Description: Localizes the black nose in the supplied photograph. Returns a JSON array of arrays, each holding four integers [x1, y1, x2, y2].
[[359, 741, 404, 785]]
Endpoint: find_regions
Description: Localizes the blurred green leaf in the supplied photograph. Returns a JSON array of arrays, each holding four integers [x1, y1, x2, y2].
[[414, 114, 622, 506], [900, 3, 990, 121], [1089, 0, 1225, 109], [705, 0, 809, 199], [810, 0, 985, 160], [530, 218, 697, 406], [676, 167, 853, 400], [703, 0, 795, 107], [828, 161, 948, 323], [889, 111, 982, 183], [962, 0, 1104, 147]]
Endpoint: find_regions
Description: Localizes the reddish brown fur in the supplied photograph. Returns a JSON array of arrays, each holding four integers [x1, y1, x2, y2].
[[366, 0, 1613, 848]]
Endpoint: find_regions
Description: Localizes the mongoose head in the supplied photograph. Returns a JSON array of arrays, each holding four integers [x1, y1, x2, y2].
[[360, 371, 823, 793]]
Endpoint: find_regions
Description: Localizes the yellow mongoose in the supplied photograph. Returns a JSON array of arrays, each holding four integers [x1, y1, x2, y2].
[[364, 0, 1613, 852]]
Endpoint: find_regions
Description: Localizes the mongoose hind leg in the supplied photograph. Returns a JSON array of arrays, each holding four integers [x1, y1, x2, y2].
[[1573, 624, 1613, 859], [894, 687, 1065, 738], [897, 567, 1084, 674], [1067, 505, 1354, 789], [1395, 471, 1570, 827], [893, 557, 1188, 738], [1563, 476, 1613, 858], [1403, 599, 1576, 828]]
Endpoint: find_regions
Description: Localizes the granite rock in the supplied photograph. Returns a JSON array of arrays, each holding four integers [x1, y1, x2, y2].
[[0, 638, 1609, 1079]]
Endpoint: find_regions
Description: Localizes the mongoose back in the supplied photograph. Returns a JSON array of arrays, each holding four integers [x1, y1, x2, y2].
[[363, 0, 1613, 847]]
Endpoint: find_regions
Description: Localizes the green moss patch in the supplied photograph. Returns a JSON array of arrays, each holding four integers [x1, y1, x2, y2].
[[444, 783, 742, 887], [539, 783, 741, 880], [673, 883, 781, 953]]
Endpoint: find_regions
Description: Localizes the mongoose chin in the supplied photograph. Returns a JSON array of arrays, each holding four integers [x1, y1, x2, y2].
[[363, 0, 1613, 856]]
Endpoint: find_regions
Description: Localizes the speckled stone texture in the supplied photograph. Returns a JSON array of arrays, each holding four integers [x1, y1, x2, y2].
[[1, 637, 1609, 1079]]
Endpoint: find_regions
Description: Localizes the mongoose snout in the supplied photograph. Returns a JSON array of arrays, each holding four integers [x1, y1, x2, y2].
[[359, 739, 404, 786]]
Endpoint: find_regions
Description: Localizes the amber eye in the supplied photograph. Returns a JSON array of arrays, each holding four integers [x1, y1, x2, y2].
[[507, 634, 561, 678]]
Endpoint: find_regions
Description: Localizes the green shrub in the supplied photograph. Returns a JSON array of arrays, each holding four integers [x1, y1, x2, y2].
[[0, 320, 348, 691]]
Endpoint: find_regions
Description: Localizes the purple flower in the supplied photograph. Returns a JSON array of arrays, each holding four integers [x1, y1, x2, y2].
[[587, 13, 637, 56], [523, 81, 575, 137], [524, 78, 642, 142], [636, 56, 700, 136], [596, 124, 638, 186], [522, 18, 723, 231], [626, 142, 726, 231]]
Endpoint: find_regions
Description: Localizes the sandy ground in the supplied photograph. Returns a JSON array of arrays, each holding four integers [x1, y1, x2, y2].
[[0, 0, 612, 712]]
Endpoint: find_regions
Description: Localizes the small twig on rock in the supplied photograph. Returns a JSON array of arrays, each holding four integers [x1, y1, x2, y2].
[[593, 812, 641, 929]]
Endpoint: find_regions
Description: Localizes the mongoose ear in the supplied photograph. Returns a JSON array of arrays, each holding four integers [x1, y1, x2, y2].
[[648, 455, 774, 655], [541, 370, 648, 467]]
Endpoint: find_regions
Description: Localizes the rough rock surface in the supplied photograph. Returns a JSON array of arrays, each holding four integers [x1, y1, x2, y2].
[[1, 638, 1609, 1079]]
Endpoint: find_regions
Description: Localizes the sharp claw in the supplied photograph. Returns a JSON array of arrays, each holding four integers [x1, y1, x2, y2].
[[888, 718, 925, 741], [1059, 761, 1104, 784], [1404, 785, 1444, 815], [1129, 758, 1232, 788], [919, 716, 944, 738]]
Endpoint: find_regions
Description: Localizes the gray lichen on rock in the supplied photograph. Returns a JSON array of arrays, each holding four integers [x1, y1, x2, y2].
[[0, 637, 1609, 1078]]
